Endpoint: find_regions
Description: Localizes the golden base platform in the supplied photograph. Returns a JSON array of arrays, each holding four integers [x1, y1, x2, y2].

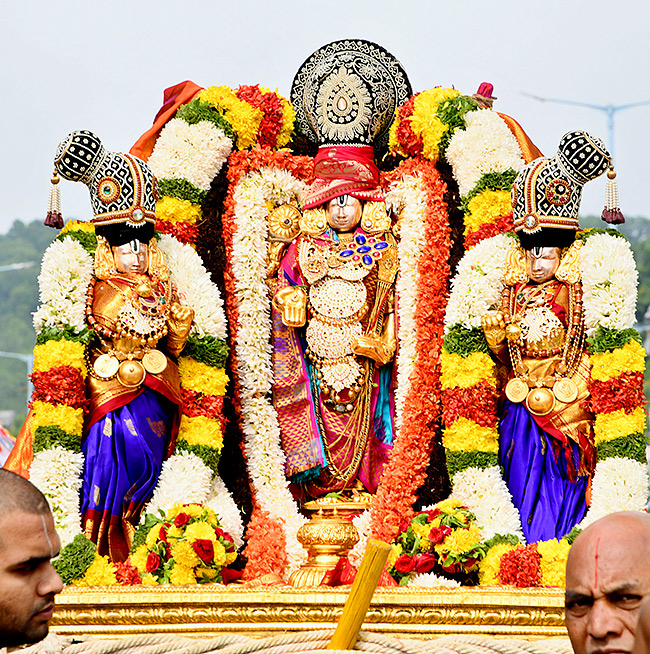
[[52, 586, 567, 640]]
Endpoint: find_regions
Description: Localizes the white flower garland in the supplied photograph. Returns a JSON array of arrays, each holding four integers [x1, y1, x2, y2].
[[206, 475, 245, 549], [580, 233, 638, 335], [145, 451, 213, 515], [230, 167, 310, 574], [450, 466, 524, 542], [445, 110, 525, 197], [385, 175, 426, 430], [29, 447, 84, 548], [147, 118, 233, 191], [444, 233, 512, 331], [579, 457, 648, 530], [408, 572, 461, 588], [32, 237, 94, 334], [348, 509, 372, 567], [157, 234, 228, 339]]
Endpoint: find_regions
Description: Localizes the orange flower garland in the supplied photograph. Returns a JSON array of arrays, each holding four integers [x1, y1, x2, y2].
[[370, 157, 451, 544]]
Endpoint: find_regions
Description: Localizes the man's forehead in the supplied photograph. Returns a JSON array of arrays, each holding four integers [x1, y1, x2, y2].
[[0, 511, 57, 557], [568, 527, 650, 591]]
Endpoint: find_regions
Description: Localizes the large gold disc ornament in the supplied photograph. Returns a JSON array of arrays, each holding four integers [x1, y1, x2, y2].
[[143, 350, 168, 375], [93, 353, 119, 379], [553, 378, 578, 404], [505, 378, 528, 404], [117, 360, 145, 387], [525, 387, 555, 416]]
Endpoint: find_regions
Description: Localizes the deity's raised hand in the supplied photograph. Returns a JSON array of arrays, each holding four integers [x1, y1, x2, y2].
[[481, 310, 507, 349], [273, 286, 307, 328]]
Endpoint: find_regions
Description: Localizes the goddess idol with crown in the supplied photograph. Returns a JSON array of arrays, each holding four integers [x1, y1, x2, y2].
[[443, 131, 647, 549]]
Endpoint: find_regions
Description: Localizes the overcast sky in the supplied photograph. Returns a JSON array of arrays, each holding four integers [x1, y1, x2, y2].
[[1, 0, 649, 233]]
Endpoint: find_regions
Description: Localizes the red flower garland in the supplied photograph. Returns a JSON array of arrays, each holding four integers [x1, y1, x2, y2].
[[465, 213, 515, 250], [235, 85, 285, 149], [498, 544, 542, 587], [154, 219, 198, 245], [391, 96, 420, 158], [181, 389, 225, 422], [240, 503, 287, 581], [589, 371, 645, 415], [31, 366, 87, 410], [442, 380, 499, 428], [369, 157, 451, 543]]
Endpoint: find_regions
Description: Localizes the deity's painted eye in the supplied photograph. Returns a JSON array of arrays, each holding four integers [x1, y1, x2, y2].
[[97, 177, 121, 204]]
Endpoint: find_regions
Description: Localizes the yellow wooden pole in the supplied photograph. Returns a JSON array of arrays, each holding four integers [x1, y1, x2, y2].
[[327, 539, 391, 650]]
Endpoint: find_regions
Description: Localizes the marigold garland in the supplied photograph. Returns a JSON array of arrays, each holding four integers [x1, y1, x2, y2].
[[222, 148, 313, 577], [178, 358, 228, 396], [369, 157, 451, 544], [33, 340, 86, 373]]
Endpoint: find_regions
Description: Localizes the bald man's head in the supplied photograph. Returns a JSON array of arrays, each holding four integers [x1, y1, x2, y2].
[[565, 512, 650, 654], [0, 470, 49, 532]]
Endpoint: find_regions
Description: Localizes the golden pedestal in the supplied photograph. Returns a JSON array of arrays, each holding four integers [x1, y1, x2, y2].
[[51, 585, 567, 640], [288, 499, 365, 587]]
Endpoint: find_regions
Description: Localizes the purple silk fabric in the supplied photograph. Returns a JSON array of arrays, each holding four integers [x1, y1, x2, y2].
[[81, 389, 171, 554], [499, 400, 587, 543]]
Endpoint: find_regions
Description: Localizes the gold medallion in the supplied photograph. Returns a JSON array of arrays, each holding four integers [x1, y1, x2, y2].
[[505, 378, 528, 404], [143, 350, 168, 375], [93, 353, 119, 379], [525, 387, 555, 416], [553, 378, 578, 404], [117, 360, 145, 387]]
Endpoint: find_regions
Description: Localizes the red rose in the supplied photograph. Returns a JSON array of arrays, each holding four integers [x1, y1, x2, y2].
[[415, 553, 437, 573], [394, 554, 416, 573], [429, 526, 446, 544], [146, 552, 161, 573], [464, 557, 477, 569], [215, 527, 234, 544], [442, 562, 458, 574], [192, 538, 214, 564], [159, 525, 168, 543], [174, 512, 190, 528]]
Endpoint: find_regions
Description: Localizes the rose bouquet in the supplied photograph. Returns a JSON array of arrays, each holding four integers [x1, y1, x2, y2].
[[389, 499, 486, 585], [130, 503, 238, 584]]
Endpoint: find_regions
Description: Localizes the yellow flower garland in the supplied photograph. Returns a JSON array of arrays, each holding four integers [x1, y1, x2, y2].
[[440, 351, 496, 389], [178, 415, 224, 449], [31, 401, 84, 436], [169, 564, 197, 585], [594, 406, 646, 442], [478, 543, 517, 585], [33, 340, 86, 374], [465, 190, 512, 235], [156, 196, 202, 226], [73, 555, 118, 586], [198, 86, 263, 150], [590, 340, 645, 382], [537, 539, 570, 587], [178, 358, 228, 395], [411, 89, 461, 160], [442, 417, 499, 453], [435, 523, 481, 557]]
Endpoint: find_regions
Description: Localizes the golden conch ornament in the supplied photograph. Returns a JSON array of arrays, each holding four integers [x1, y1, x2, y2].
[[268, 203, 301, 242]]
